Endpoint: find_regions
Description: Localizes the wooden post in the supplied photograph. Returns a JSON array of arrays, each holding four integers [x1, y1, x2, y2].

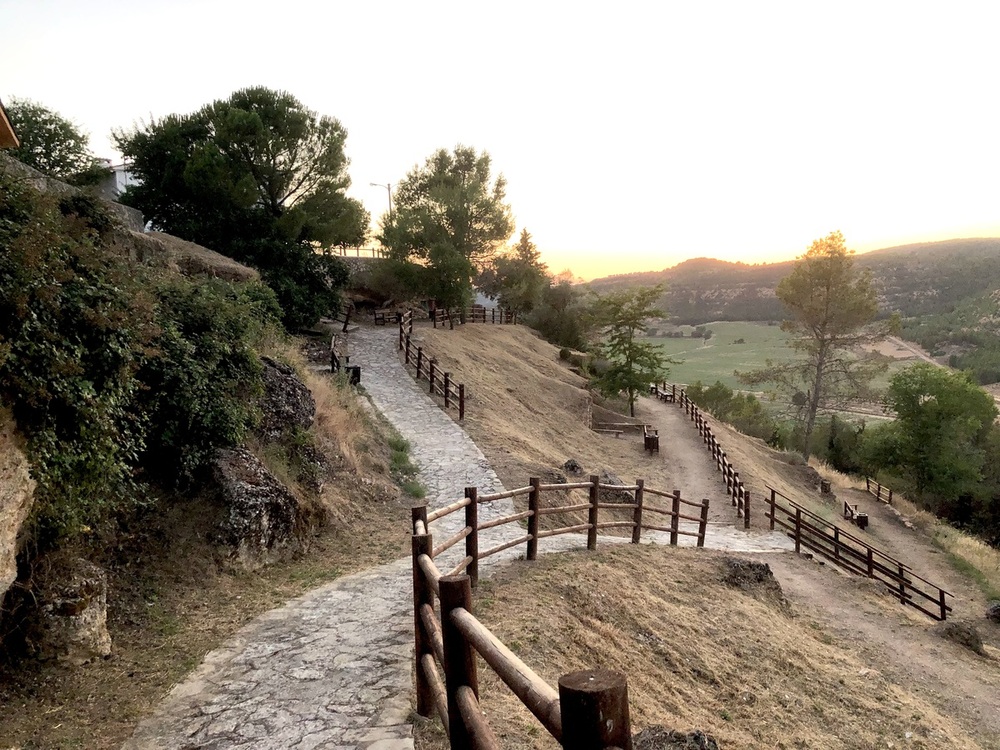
[[731, 473, 739, 506], [867, 548, 874, 577], [429, 359, 436, 394], [459, 384, 465, 421], [670, 489, 681, 546], [412, 527, 434, 717], [465, 487, 479, 588], [769, 488, 776, 531], [528, 477, 540, 560], [432, 308, 438, 328], [588, 475, 600, 550], [444, 372, 451, 408], [834, 527, 841, 563], [794, 507, 802, 553], [698, 499, 709, 547], [558, 669, 632, 750], [939, 589, 948, 621], [743, 490, 751, 529], [632, 479, 644, 544], [409, 308, 414, 335], [897, 563, 906, 603], [440, 575, 477, 749], [416, 346, 423, 377], [887, 488, 893, 505]]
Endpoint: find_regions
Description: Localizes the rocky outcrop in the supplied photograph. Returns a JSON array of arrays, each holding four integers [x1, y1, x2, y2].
[[599, 469, 634, 504], [211, 448, 303, 571], [28, 558, 112, 665], [935, 621, 985, 655], [258, 357, 316, 440], [0, 409, 34, 599], [987, 601, 1000, 624]]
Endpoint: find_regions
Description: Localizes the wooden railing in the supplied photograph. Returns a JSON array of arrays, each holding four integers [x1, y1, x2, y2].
[[399, 312, 465, 419], [865, 477, 893, 504], [333, 245, 389, 258], [411, 475, 709, 748], [432, 307, 518, 327], [652, 383, 750, 529], [765, 485, 953, 621]]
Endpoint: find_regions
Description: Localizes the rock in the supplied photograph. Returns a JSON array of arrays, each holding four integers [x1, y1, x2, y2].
[[599, 469, 634, 504], [0, 409, 34, 599], [986, 601, 1000, 624], [634, 726, 721, 750], [28, 558, 112, 665], [721, 557, 787, 607], [935, 621, 985, 655], [211, 448, 303, 571], [258, 356, 315, 440], [563, 458, 584, 476]]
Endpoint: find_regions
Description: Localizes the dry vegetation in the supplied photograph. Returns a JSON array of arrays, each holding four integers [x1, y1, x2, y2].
[[0, 345, 412, 749]]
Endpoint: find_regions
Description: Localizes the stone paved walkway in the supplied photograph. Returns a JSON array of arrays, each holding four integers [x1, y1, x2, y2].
[[124, 325, 791, 749]]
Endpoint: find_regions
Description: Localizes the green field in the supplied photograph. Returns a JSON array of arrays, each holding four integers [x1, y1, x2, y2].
[[646, 321, 909, 393]]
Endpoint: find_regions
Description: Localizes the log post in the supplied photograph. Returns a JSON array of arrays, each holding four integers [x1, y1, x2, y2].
[[939, 589, 948, 621], [432, 308, 438, 328], [429, 359, 436, 394], [632, 479, 644, 544], [794, 507, 802, 553], [459, 384, 465, 421], [769, 488, 776, 531], [888, 488, 893, 504], [440, 575, 477, 750], [867, 548, 874, 577], [465, 487, 479, 588], [670, 489, 681, 546], [444, 372, 451, 408], [409, 308, 414, 335], [743, 490, 751, 529], [528, 477, 540, 560], [698, 498, 709, 547], [834, 527, 841, 563], [412, 527, 434, 717], [897, 563, 906, 603], [558, 669, 632, 750], [588, 475, 600, 551], [416, 346, 423, 377]]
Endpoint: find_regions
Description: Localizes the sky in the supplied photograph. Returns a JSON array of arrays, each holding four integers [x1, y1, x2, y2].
[[5, 0, 1000, 280]]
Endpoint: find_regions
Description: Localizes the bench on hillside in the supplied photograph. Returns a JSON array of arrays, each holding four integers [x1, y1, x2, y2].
[[593, 428, 625, 438], [843, 501, 869, 530], [643, 424, 659, 453]]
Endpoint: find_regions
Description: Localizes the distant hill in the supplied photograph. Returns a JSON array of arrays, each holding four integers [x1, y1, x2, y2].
[[588, 238, 1000, 324]]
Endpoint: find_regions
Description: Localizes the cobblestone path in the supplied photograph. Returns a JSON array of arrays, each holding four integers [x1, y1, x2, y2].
[[124, 325, 791, 749]]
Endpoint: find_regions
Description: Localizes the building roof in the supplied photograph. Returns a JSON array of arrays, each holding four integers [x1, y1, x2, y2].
[[0, 98, 20, 148]]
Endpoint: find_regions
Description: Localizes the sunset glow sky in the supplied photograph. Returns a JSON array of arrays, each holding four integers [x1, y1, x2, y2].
[[5, 0, 1000, 279]]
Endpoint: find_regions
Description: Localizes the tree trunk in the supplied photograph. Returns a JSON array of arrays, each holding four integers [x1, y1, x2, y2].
[[800, 349, 827, 459]]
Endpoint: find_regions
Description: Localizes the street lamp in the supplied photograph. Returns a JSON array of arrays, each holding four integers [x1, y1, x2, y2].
[[370, 182, 393, 224]]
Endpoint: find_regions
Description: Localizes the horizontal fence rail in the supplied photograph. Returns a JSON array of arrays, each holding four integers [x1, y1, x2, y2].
[[399, 314, 465, 420], [652, 382, 750, 528], [412, 473, 708, 749], [765, 485, 952, 621], [432, 306, 518, 327]]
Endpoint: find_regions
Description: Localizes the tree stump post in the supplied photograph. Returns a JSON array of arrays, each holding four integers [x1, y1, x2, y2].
[[558, 669, 633, 750], [440, 575, 477, 750], [632, 479, 644, 544], [528, 477, 540, 560], [465, 487, 479, 587], [588, 475, 600, 551]]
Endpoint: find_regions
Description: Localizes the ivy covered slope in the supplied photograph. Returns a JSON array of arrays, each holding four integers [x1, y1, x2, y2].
[[0, 165, 281, 549]]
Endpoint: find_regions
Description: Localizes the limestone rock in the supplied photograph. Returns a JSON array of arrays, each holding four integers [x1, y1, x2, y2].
[[211, 448, 303, 571], [986, 601, 1000, 624], [0, 410, 34, 599], [563, 458, 584, 476], [634, 726, 721, 750], [258, 356, 315, 440], [29, 558, 112, 665], [599, 469, 634, 504], [935, 621, 985, 655]]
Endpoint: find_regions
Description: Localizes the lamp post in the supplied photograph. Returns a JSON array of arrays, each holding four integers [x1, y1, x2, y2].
[[370, 182, 393, 224]]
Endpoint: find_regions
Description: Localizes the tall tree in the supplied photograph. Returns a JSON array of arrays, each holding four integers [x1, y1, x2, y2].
[[5, 98, 109, 184], [115, 87, 367, 328], [592, 285, 671, 417], [381, 146, 513, 319], [478, 229, 549, 317], [740, 231, 894, 458]]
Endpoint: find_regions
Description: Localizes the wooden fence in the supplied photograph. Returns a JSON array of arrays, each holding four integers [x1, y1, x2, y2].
[[432, 306, 518, 327], [865, 477, 893, 504], [411, 475, 709, 749], [651, 383, 750, 529], [765, 485, 953, 621]]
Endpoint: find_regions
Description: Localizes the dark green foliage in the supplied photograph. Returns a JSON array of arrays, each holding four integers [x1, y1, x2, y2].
[[115, 87, 365, 329], [527, 281, 593, 351], [478, 229, 549, 317], [685, 381, 787, 447], [5, 98, 111, 184], [0, 172, 279, 543]]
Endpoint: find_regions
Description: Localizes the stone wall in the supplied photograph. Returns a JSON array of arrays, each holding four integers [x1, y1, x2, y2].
[[0, 408, 34, 599]]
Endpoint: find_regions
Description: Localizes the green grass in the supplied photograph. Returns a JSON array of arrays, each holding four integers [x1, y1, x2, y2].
[[646, 320, 909, 395]]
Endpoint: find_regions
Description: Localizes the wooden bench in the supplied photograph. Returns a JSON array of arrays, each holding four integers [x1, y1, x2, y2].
[[843, 501, 869, 530], [593, 428, 625, 438]]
